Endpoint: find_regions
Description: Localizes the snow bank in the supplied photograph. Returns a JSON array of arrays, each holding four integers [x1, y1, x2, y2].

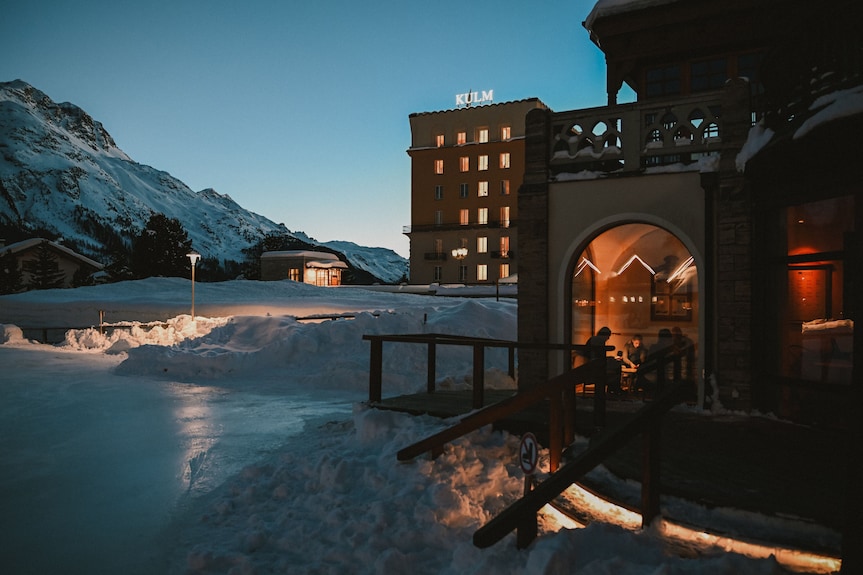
[[170, 405, 790, 575]]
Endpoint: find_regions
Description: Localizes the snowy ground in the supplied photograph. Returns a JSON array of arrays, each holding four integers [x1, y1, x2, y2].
[[0, 279, 840, 574]]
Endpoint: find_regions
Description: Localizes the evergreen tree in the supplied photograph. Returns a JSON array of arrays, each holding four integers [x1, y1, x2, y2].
[[22, 242, 66, 290], [131, 214, 194, 278], [0, 250, 23, 294], [71, 265, 96, 288]]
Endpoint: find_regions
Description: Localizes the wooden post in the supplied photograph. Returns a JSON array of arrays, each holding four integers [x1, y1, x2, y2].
[[369, 337, 383, 403], [508, 345, 516, 379], [641, 418, 661, 527], [472, 344, 485, 409], [563, 382, 576, 447], [549, 392, 562, 472], [427, 341, 437, 393], [516, 478, 537, 549], [594, 359, 607, 430]]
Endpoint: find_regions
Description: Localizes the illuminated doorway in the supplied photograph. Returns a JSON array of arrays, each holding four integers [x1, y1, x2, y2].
[[570, 223, 699, 383]]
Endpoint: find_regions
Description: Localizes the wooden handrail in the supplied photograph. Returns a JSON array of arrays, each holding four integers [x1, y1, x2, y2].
[[396, 360, 605, 462], [473, 380, 688, 549]]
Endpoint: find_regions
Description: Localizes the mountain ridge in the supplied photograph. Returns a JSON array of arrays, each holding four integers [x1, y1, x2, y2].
[[0, 80, 407, 283]]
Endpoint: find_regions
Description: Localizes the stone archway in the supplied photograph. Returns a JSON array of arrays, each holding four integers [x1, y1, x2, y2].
[[569, 223, 700, 395]]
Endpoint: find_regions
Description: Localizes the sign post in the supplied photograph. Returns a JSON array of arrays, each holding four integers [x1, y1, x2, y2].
[[517, 432, 539, 548]]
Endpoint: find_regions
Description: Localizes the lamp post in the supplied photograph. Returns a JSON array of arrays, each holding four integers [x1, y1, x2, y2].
[[187, 251, 201, 318], [451, 247, 468, 283]]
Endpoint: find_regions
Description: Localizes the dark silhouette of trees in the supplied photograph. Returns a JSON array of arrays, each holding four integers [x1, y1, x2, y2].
[[131, 213, 194, 279], [0, 250, 23, 294], [22, 242, 66, 290]]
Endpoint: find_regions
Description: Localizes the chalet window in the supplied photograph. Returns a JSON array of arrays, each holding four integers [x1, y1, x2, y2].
[[456, 131, 467, 145], [501, 126, 511, 140], [434, 185, 443, 200], [459, 156, 469, 172], [435, 134, 444, 147], [691, 58, 727, 92], [434, 159, 444, 174], [478, 181, 488, 197], [646, 65, 681, 98], [459, 183, 469, 198], [477, 128, 489, 143]]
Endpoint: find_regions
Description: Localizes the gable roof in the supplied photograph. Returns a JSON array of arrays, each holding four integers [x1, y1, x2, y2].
[[0, 238, 104, 269]]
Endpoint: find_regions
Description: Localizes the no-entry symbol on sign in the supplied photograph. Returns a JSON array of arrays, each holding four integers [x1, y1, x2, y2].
[[519, 432, 539, 475]]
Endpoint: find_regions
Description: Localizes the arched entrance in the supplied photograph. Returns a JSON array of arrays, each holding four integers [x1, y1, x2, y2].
[[569, 223, 700, 395]]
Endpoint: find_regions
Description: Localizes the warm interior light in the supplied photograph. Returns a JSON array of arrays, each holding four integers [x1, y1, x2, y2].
[[551, 483, 841, 573]]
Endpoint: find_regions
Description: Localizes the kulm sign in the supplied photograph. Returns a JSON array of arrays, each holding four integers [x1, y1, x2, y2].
[[455, 90, 494, 108]]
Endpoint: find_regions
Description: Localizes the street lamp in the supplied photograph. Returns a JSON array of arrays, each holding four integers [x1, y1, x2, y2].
[[451, 247, 468, 283], [187, 251, 201, 318], [451, 247, 468, 260]]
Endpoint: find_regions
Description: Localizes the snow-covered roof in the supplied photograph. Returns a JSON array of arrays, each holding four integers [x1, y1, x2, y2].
[[0, 238, 104, 269], [306, 260, 348, 270], [260, 250, 340, 260], [584, 0, 683, 31]]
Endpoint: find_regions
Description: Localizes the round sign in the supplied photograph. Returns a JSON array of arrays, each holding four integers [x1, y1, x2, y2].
[[519, 432, 539, 475]]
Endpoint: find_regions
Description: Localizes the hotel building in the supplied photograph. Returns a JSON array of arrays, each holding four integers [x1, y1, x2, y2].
[[405, 98, 549, 285]]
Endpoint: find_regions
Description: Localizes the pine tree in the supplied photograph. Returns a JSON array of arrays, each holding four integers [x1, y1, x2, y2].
[[131, 214, 194, 279], [22, 242, 66, 290], [0, 250, 23, 294]]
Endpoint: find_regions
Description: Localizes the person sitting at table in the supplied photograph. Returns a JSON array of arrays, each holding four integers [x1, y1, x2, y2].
[[622, 334, 648, 368]]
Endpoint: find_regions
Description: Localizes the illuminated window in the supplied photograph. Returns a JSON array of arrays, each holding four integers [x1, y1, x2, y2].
[[434, 238, 443, 254], [289, 268, 300, 281], [478, 128, 489, 143], [477, 236, 488, 253], [457, 131, 467, 145], [500, 263, 510, 278], [459, 183, 469, 198], [500, 236, 510, 257], [459, 156, 469, 172], [477, 264, 488, 281], [460, 209, 469, 225], [501, 126, 511, 140], [435, 134, 444, 147], [478, 181, 488, 197], [501, 180, 510, 195], [478, 155, 488, 171], [500, 152, 511, 169], [500, 206, 510, 228], [434, 159, 443, 174], [434, 185, 443, 200], [478, 207, 488, 225]]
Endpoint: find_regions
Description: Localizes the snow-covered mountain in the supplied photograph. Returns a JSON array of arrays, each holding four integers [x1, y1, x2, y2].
[[0, 80, 407, 283]]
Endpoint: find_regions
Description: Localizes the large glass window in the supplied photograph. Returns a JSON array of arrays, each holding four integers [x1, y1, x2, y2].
[[571, 223, 698, 383], [778, 196, 854, 384]]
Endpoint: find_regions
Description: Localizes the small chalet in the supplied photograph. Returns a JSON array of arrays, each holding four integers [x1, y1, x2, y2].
[[260, 250, 347, 286], [0, 238, 104, 289]]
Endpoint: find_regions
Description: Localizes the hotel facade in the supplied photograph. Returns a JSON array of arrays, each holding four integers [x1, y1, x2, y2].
[[405, 98, 548, 285], [516, 0, 861, 428]]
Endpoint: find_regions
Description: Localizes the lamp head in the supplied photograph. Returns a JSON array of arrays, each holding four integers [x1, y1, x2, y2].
[[187, 251, 201, 266]]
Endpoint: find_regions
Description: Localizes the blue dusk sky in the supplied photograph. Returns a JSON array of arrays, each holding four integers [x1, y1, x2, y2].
[[1, 0, 631, 257]]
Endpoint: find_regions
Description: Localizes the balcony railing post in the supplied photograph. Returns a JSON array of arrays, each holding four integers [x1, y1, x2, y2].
[[472, 344, 485, 409], [427, 341, 437, 393], [641, 418, 662, 527], [369, 337, 383, 403]]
